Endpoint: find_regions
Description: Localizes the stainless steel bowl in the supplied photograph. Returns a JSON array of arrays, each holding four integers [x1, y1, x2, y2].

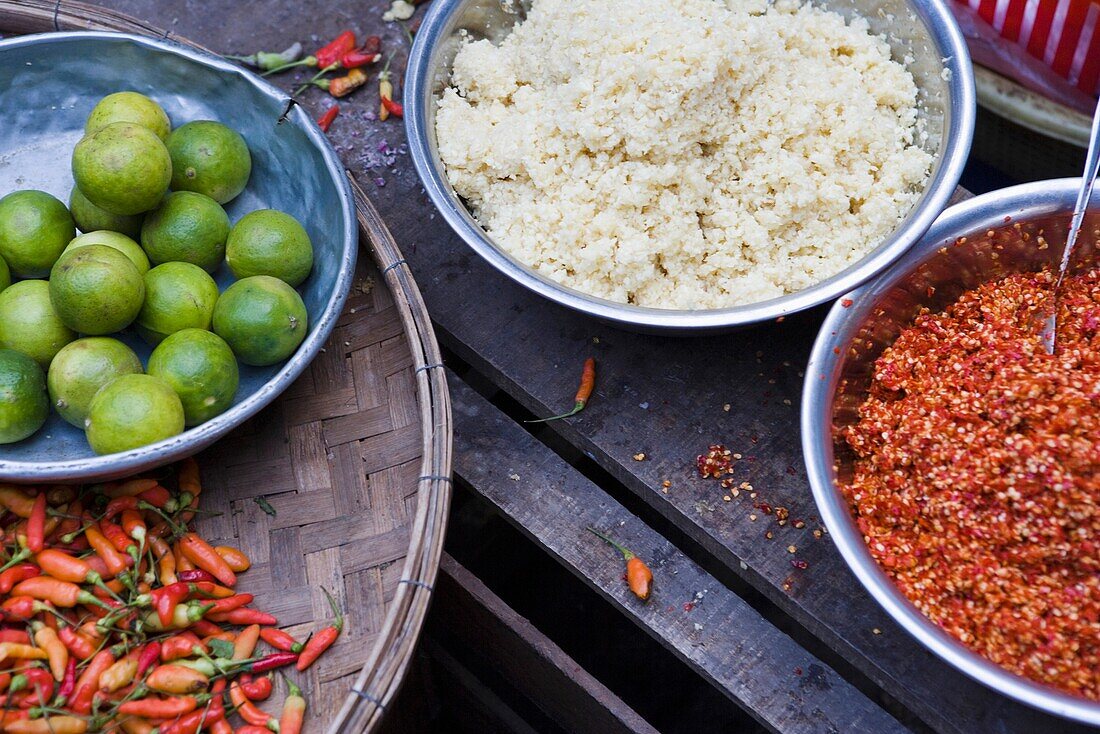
[[406, 0, 975, 332], [802, 179, 1100, 726], [0, 32, 357, 482]]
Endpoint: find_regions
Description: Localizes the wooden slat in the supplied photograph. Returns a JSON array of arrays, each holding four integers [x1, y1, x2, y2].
[[432, 554, 657, 734], [448, 371, 907, 734]]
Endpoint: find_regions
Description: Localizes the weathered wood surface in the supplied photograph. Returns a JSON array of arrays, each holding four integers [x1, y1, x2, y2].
[[78, 3, 1093, 731], [447, 371, 907, 734], [433, 554, 657, 734]]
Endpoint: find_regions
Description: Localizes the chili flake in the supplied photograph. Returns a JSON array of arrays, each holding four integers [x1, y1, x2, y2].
[[841, 266, 1100, 700], [696, 444, 734, 478]]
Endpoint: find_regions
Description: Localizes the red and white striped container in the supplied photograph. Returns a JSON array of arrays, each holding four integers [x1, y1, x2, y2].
[[956, 0, 1100, 97]]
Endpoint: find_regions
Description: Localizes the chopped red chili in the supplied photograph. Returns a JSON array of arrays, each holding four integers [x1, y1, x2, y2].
[[841, 266, 1100, 700]]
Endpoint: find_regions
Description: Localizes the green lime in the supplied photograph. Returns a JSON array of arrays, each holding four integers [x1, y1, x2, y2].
[[47, 337, 143, 429], [85, 92, 171, 140], [0, 349, 48, 444], [165, 121, 251, 204], [148, 329, 238, 426], [225, 209, 313, 286], [140, 192, 229, 272], [69, 186, 143, 240], [72, 122, 172, 216], [136, 262, 219, 345], [0, 190, 76, 278], [213, 275, 308, 366], [65, 231, 150, 275], [0, 254, 9, 294], [85, 374, 184, 454], [0, 280, 76, 368], [49, 246, 145, 335]]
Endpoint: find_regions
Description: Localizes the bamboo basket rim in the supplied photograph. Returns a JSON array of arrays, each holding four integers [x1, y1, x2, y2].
[[0, 4, 453, 731]]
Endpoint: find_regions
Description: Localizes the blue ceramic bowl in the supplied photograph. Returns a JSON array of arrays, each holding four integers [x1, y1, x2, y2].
[[0, 32, 357, 482]]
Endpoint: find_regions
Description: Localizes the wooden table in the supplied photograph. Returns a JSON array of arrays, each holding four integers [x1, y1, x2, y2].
[[71, 3, 1098, 731]]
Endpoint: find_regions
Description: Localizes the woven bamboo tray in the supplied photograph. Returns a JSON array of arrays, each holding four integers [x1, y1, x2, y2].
[[0, 4, 453, 731]]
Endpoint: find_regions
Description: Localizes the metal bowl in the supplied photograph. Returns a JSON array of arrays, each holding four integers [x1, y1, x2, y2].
[[802, 179, 1100, 725], [0, 32, 357, 482], [406, 0, 975, 332]]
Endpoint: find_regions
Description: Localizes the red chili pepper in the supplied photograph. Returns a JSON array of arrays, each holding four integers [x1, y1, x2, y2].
[[136, 641, 161, 677], [99, 516, 133, 554], [152, 582, 190, 627], [239, 673, 273, 701], [206, 607, 275, 626], [237, 727, 273, 734], [0, 628, 30, 645], [528, 358, 596, 422], [250, 651, 298, 673], [381, 96, 403, 117], [296, 587, 343, 670], [25, 493, 46, 553], [1, 596, 38, 621], [161, 632, 203, 662], [57, 657, 76, 700], [338, 50, 381, 69], [203, 594, 253, 615], [314, 30, 356, 69], [259, 628, 302, 653], [57, 625, 96, 660], [317, 105, 340, 132], [0, 564, 38, 593], [137, 484, 170, 507], [69, 649, 114, 714], [102, 496, 138, 520], [362, 35, 382, 56], [189, 619, 221, 638], [12, 668, 53, 707], [176, 569, 215, 584]]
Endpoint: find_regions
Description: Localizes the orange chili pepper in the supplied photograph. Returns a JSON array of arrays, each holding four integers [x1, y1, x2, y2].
[[120, 509, 147, 547], [118, 717, 155, 734], [233, 623, 261, 661], [102, 478, 158, 498], [146, 664, 208, 694], [99, 651, 139, 692], [296, 587, 343, 671], [10, 577, 110, 609], [174, 543, 194, 572], [0, 486, 36, 518], [527, 357, 596, 423], [84, 521, 130, 577], [149, 536, 176, 585], [213, 546, 250, 572], [178, 534, 235, 586], [229, 680, 275, 727], [237, 727, 273, 734], [32, 625, 66, 681], [587, 527, 652, 601], [25, 493, 46, 553], [117, 695, 198, 718], [280, 676, 306, 734], [5, 716, 87, 734], [0, 642, 47, 662]]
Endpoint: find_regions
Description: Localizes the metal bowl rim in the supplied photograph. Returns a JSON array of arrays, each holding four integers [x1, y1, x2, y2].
[[801, 178, 1100, 725], [0, 30, 358, 482], [404, 0, 976, 331]]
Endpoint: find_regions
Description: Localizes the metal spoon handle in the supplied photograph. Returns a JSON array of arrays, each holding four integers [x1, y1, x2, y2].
[[1042, 96, 1100, 354]]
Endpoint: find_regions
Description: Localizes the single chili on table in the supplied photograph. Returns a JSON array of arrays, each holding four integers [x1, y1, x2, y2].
[[527, 357, 596, 423], [586, 527, 653, 601]]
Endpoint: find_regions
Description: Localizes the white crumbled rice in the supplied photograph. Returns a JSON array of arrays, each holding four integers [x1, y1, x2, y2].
[[434, 0, 934, 310]]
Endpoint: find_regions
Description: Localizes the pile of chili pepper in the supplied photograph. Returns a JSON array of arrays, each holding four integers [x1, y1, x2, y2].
[[0, 458, 342, 733]]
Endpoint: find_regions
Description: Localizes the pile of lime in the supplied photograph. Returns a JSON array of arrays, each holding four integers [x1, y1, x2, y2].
[[0, 92, 315, 456]]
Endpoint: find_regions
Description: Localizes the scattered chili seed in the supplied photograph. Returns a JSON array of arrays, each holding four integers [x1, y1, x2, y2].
[[696, 444, 733, 478]]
